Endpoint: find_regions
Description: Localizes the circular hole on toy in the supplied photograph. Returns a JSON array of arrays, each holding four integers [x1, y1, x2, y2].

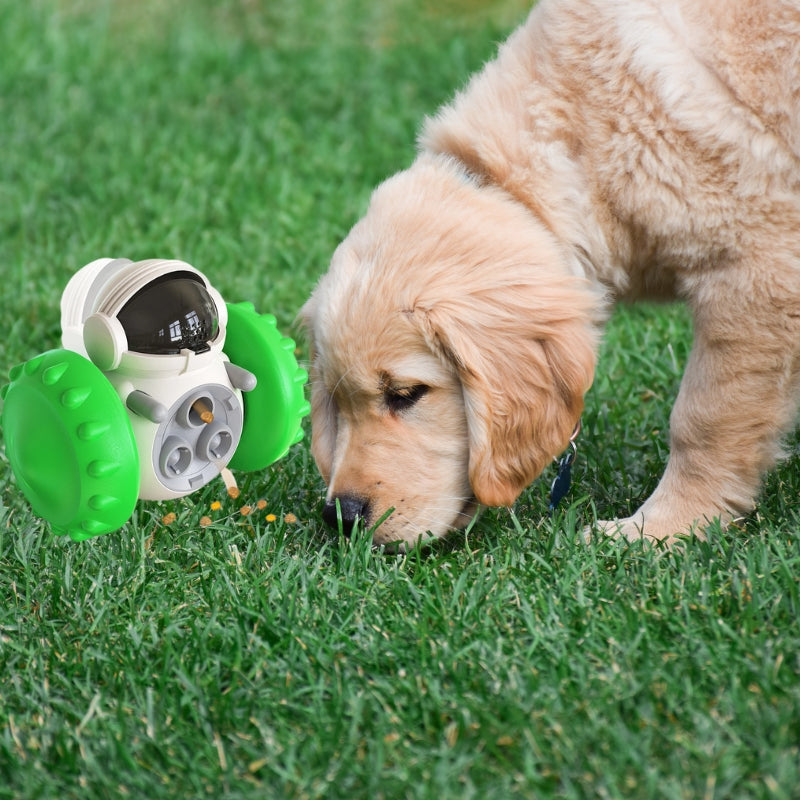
[[178, 395, 216, 428], [196, 423, 234, 463], [160, 436, 193, 476]]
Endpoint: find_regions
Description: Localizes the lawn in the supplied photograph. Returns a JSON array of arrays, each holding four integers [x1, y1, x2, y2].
[[1, 1, 798, 798]]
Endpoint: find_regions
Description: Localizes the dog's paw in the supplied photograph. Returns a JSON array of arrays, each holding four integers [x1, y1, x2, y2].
[[582, 516, 642, 545], [584, 513, 701, 547]]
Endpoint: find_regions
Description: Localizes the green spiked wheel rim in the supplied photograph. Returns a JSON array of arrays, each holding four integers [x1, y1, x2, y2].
[[1, 350, 140, 540], [224, 303, 309, 472]]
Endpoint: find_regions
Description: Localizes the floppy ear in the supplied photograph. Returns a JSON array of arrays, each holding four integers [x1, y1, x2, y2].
[[413, 277, 598, 507], [297, 297, 336, 485]]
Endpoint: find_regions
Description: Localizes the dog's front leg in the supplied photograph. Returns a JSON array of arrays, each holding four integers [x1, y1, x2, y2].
[[596, 274, 800, 544]]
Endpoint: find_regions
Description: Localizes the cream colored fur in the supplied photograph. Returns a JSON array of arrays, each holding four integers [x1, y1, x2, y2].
[[302, 0, 800, 547]]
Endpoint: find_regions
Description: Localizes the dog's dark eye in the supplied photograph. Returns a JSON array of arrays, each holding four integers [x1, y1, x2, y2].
[[384, 384, 429, 414]]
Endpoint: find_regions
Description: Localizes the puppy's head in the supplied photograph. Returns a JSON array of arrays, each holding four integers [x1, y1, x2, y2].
[[302, 156, 599, 547]]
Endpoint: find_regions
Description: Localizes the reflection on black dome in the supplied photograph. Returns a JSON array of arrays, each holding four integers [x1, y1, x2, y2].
[[117, 272, 219, 355]]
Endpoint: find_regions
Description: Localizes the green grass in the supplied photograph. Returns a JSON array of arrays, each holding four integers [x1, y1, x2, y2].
[[1, 1, 798, 798]]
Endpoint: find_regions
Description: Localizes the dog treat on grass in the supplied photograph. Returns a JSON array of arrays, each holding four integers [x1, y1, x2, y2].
[[155, 471, 288, 530], [220, 468, 240, 499]]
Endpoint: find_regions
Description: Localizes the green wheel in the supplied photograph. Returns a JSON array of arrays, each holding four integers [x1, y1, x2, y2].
[[224, 302, 309, 472], [1, 350, 140, 540]]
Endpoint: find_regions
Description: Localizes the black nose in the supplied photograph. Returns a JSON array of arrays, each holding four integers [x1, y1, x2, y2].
[[322, 494, 371, 536]]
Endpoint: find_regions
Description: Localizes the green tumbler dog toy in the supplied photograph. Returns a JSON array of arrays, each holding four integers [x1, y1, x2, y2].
[[0, 258, 309, 540]]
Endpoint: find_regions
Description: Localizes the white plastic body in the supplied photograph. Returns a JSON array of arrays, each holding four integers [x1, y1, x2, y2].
[[104, 344, 243, 500], [60, 258, 246, 501]]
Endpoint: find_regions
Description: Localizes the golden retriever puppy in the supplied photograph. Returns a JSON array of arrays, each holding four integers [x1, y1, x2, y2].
[[302, 0, 800, 547]]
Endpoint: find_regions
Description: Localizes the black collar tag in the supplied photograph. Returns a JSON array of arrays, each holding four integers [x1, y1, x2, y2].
[[548, 420, 581, 514]]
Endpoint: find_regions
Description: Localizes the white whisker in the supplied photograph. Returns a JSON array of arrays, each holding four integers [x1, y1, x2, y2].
[[330, 365, 356, 398]]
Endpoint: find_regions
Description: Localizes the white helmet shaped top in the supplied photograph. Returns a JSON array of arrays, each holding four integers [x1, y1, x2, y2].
[[61, 258, 228, 370]]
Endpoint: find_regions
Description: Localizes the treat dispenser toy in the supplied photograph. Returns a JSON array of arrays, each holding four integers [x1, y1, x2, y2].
[[0, 258, 309, 540]]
